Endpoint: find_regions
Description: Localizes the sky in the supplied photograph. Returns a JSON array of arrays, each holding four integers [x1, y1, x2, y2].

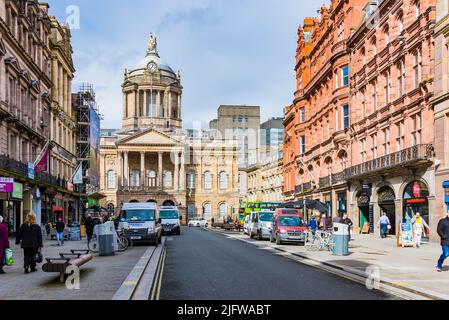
[[47, 0, 327, 129]]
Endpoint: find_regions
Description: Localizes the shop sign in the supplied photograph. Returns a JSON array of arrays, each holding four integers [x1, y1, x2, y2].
[[362, 183, 372, 197], [399, 223, 414, 247], [0, 178, 14, 193], [413, 182, 421, 198], [28, 162, 35, 180], [406, 198, 426, 204], [357, 195, 370, 206], [11, 182, 23, 200]]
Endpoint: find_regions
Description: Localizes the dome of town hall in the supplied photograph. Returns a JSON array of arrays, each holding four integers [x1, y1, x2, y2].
[[120, 33, 183, 133]]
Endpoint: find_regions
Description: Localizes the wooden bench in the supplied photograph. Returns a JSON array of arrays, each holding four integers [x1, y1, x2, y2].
[[42, 249, 93, 282]]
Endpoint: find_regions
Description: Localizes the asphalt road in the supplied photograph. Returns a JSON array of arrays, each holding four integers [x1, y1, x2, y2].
[[160, 227, 397, 300]]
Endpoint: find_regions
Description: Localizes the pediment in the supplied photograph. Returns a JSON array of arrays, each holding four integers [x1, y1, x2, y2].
[[117, 128, 183, 146]]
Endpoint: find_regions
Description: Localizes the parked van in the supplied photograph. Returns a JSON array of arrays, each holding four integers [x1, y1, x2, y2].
[[159, 206, 181, 235], [249, 210, 275, 240], [118, 202, 162, 246], [270, 208, 307, 245]]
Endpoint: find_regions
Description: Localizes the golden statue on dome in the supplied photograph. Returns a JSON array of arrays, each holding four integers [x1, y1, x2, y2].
[[148, 32, 158, 54]]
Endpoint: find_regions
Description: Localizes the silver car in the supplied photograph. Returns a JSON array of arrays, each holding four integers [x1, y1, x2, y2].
[[249, 211, 274, 240]]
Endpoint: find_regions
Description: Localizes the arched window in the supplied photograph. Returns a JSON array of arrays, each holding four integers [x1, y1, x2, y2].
[[187, 171, 195, 189], [131, 170, 140, 187], [203, 203, 211, 218], [219, 171, 228, 189], [219, 203, 228, 217], [107, 170, 115, 189], [203, 171, 212, 190], [148, 171, 156, 187], [164, 171, 173, 188]]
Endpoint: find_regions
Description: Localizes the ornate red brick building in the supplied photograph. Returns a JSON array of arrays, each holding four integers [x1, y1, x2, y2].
[[285, 0, 438, 240], [284, 0, 367, 221]]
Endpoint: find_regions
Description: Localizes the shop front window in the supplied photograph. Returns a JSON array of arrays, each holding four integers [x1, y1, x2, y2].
[[337, 192, 347, 217], [403, 180, 429, 239]]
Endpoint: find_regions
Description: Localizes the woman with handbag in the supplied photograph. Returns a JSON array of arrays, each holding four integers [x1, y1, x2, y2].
[[16, 213, 43, 274], [0, 215, 10, 274]]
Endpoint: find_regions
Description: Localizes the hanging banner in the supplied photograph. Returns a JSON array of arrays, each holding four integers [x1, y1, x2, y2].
[[34, 141, 50, 173], [72, 163, 83, 185]]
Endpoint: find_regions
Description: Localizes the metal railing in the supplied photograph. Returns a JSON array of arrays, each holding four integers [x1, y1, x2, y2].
[[344, 144, 433, 179]]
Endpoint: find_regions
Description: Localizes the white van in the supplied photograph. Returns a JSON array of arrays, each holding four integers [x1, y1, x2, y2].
[[118, 202, 162, 246], [159, 206, 181, 235]]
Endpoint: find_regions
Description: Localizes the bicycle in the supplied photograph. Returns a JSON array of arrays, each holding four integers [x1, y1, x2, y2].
[[305, 229, 334, 252], [87, 228, 132, 253]]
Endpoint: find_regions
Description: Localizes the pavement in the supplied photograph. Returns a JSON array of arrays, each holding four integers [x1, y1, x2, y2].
[[160, 227, 396, 300], [209, 229, 449, 300], [0, 237, 147, 300]]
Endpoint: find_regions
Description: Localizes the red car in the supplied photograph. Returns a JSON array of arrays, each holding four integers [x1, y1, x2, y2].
[[269, 208, 307, 245]]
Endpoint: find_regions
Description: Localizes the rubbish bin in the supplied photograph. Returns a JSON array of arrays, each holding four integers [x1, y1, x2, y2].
[[97, 222, 115, 256], [332, 223, 349, 256]]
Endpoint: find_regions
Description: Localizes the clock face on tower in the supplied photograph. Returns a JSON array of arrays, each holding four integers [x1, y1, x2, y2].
[[147, 62, 157, 73]]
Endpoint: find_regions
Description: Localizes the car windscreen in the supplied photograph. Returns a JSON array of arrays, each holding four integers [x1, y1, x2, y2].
[[120, 209, 155, 222], [279, 216, 304, 227], [159, 210, 179, 219], [259, 212, 274, 221]]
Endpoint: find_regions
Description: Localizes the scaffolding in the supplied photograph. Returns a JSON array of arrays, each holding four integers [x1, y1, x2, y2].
[[73, 83, 101, 198]]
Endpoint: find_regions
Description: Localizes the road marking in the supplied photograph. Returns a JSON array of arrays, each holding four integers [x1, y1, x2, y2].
[[154, 249, 166, 300]]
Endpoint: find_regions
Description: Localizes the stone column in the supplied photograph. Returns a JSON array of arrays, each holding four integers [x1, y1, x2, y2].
[[166, 91, 171, 119], [140, 152, 145, 189], [143, 90, 147, 117], [156, 91, 161, 117], [118, 152, 123, 189], [158, 152, 163, 190], [53, 60, 59, 99], [179, 152, 185, 191], [174, 152, 179, 191], [124, 151, 129, 188], [136, 90, 141, 117], [178, 94, 181, 119]]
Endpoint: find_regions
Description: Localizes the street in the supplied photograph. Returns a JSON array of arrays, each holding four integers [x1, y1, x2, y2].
[[160, 227, 397, 300]]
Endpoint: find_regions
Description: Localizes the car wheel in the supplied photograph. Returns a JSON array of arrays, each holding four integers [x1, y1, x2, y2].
[[205, 223, 208, 228], [276, 234, 281, 245]]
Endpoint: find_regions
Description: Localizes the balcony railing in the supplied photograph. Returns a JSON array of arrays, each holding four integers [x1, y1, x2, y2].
[[344, 144, 434, 180], [0, 154, 27, 176], [0, 154, 68, 191]]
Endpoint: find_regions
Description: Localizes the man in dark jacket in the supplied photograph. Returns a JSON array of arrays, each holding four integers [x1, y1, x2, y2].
[[437, 210, 449, 272], [341, 214, 354, 241], [55, 218, 65, 246], [84, 214, 95, 243]]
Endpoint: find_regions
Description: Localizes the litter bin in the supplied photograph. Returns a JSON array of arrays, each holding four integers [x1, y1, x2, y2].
[[332, 223, 349, 256], [97, 222, 115, 256]]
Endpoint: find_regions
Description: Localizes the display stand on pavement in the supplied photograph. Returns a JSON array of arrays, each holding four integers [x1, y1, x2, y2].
[[397, 223, 414, 248]]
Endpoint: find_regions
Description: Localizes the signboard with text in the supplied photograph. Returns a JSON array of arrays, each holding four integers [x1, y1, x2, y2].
[[398, 223, 414, 247], [0, 178, 13, 193]]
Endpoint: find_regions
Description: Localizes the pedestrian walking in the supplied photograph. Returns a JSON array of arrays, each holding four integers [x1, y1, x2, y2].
[[0, 215, 10, 274], [55, 218, 65, 246], [377, 212, 391, 239], [15, 213, 43, 274], [411, 212, 430, 248], [45, 221, 52, 240], [84, 214, 95, 243], [319, 214, 329, 231], [308, 214, 318, 236], [340, 214, 354, 240], [437, 210, 449, 272]]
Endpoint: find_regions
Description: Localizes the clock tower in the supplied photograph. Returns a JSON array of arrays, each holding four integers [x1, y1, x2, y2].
[[120, 33, 183, 132]]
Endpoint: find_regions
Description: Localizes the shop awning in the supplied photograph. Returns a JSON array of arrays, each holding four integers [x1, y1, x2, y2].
[[88, 192, 107, 200], [278, 200, 328, 214]]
